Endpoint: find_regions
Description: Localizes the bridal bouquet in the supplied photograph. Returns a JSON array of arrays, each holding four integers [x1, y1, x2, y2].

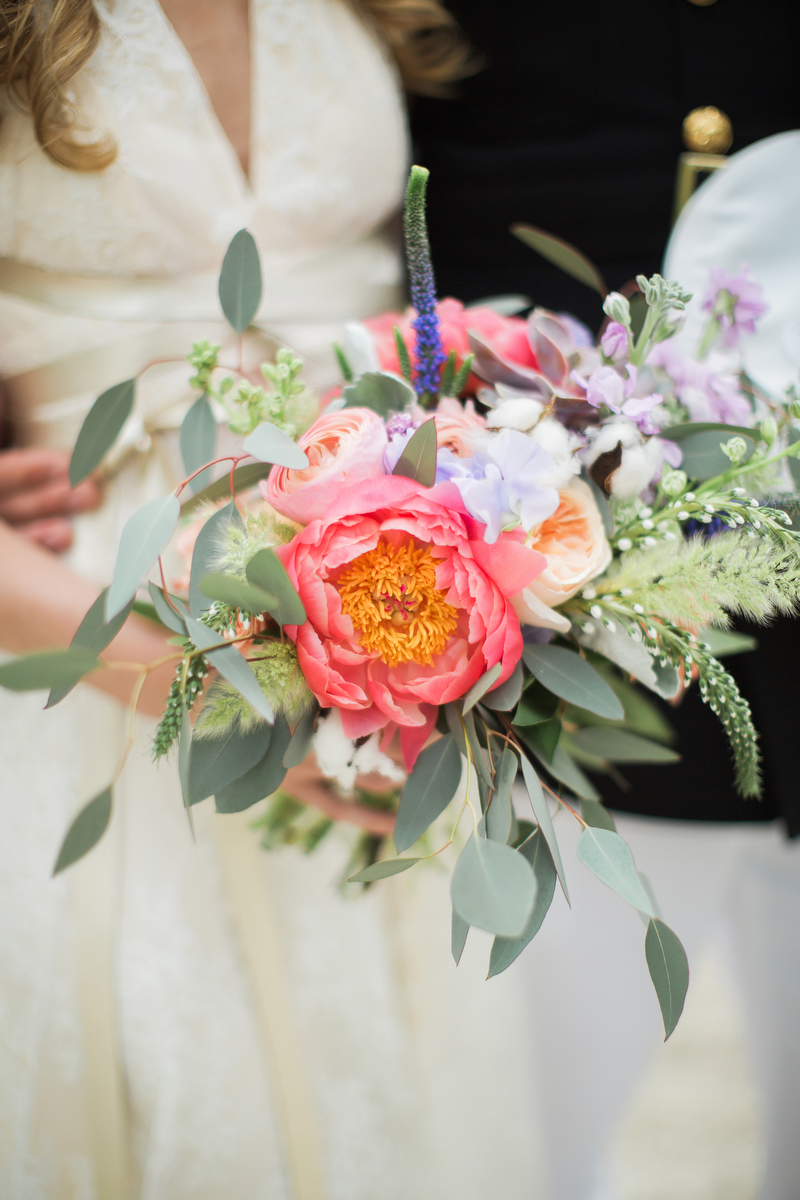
[[5, 167, 800, 1039]]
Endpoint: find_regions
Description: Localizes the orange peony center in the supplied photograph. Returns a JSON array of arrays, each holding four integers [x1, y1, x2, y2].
[[336, 540, 458, 668]]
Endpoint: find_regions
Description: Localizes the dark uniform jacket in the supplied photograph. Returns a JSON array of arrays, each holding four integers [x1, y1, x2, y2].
[[411, 0, 800, 831]]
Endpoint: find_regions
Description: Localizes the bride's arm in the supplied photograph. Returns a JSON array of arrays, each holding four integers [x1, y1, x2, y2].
[[0, 519, 176, 716]]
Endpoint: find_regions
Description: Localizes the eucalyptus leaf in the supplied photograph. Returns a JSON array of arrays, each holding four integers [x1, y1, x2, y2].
[[215, 715, 291, 813], [788, 427, 800, 490], [148, 583, 188, 635], [463, 708, 492, 788], [218, 229, 263, 334], [467, 293, 532, 316], [189, 501, 242, 618], [451, 908, 470, 965], [180, 394, 217, 494], [524, 739, 600, 802], [486, 747, 517, 843], [511, 223, 607, 295], [47, 592, 133, 707], [69, 379, 135, 486], [0, 647, 100, 693], [444, 702, 468, 757], [583, 472, 614, 537], [200, 574, 277, 616], [580, 799, 617, 832], [660, 421, 763, 442], [246, 548, 306, 627], [645, 918, 689, 1040], [392, 420, 437, 487], [282, 704, 318, 768], [179, 705, 192, 807], [638, 871, 662, 920], [577, 826, 656, 916], [341, 370, 415, 417], [522, 644, 624, 720], [243, 422, 309, 469], [185, 616, 275, 724], [524, 717, 561, 764], [181, 462, 273, 515], [519, 754, 569, 902], [669, 430, 755, 481], [105, 493, 181, 621], [348, 857, 421, 883], [451, 834, 536, 937], [487, 829, 557, 977], [570, 727, 680, 764], [53, 787, 112, 874], [394, 734, 463, 853], [481, 660, 523, 712], [700, 628, 757, 658], [461, 662, 503, 715], [188, 719, 270, 806], [512, 678, 559, 726]]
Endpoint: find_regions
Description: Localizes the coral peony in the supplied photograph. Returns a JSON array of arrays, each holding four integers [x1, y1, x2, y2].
[[275, 475, 546, 768], [362, 297, 538, 391], [511, 480, 611, 633], [262, 407, 387, 526]]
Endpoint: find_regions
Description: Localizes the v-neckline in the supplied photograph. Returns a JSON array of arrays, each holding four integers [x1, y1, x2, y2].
[[155, 0, 254, 193]]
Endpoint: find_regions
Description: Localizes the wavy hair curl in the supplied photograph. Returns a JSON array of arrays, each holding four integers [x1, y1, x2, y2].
[[0, 0, 471, 172]]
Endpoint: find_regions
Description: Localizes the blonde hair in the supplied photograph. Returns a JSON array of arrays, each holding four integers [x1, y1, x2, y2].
[[0, 0, 471, 173]]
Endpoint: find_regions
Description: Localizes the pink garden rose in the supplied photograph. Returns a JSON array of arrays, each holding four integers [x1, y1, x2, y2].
[[363, 297, 538, 393], [262, 407, 387, 525], [275, 475, 547, 768], [433, 397, 487, 457]]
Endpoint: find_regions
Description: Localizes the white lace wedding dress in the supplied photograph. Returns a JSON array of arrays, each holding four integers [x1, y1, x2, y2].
[[0, 3, 542, 1198]]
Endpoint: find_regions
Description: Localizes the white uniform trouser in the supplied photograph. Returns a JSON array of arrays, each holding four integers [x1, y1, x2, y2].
[[517, 811, 800, 1200]]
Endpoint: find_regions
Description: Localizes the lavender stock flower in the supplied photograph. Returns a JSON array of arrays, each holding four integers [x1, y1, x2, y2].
[[403, 166, 446, 402]]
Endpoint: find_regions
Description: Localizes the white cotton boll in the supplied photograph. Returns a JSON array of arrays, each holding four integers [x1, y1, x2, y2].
[[351, 735, 405, 785], [342, 321, 380, 375], [485, 397, 544, 432], [312, 709, 359, 793], [583, 417, 661, 499], [529, 418, 581, 489], [609, 438, 662, 498]]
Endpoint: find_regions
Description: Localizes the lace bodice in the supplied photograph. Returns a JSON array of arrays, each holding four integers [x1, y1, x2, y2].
[[0, 0, 408, 378]]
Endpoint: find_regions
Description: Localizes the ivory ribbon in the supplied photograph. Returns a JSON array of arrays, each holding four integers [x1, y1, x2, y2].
[[214, 806, 329, 1200]]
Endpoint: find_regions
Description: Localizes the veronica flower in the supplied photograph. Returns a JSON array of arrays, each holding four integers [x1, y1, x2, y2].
[[404, 167, 446, 400]]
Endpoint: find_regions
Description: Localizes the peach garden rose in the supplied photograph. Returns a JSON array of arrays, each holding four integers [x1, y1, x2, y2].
[[510, 479, 611, 633]]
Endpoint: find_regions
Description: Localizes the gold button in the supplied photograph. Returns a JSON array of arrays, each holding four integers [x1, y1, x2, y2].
[[682, 106, 733, 154], [687, 0, 718, 6]]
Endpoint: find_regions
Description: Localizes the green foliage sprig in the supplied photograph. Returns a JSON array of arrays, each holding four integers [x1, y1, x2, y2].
[[153, 649, 208, 759], [565, 589, 761, 796], [596, 532, 800, 630], [194, 641, 311, 736]]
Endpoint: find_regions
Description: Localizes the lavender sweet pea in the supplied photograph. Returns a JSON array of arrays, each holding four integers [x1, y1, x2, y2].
[[438, 429, 559, 543]]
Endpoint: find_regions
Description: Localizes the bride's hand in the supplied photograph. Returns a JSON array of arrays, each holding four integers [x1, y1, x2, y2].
[[0, 517, 176, 717], [0, 447, 101, 552], [281, 758, 397, 836]]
